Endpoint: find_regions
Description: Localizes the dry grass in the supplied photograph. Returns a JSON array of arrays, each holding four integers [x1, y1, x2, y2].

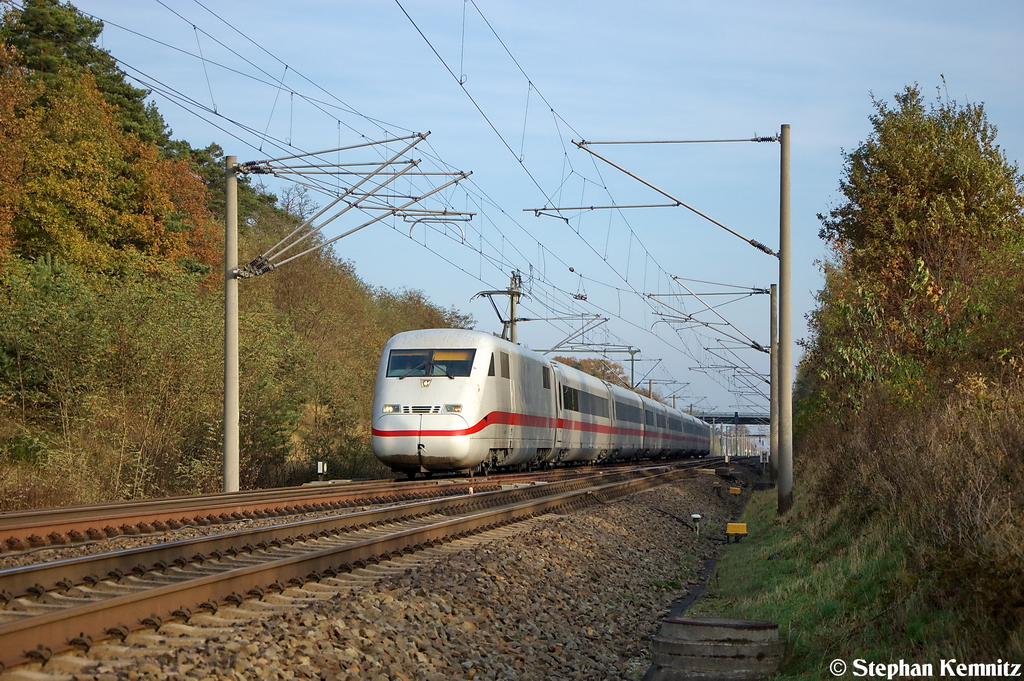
[[796, 378, 1024, 658]]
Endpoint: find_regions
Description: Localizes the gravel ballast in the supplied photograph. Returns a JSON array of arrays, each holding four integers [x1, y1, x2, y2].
[[9, 465, 759, 681]]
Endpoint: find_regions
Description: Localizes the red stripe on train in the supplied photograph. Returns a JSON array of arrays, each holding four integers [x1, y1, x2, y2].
[[372, 410, 705, 444]]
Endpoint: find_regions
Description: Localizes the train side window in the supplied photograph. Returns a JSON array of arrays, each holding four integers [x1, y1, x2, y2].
[[500, 352, 510, 379], [542, 366, 551, 389], [615, 401, 642, 424], [645, 410, 655, 426], [578, 390, 609, 418], [488, 353, 495, 376], [562, 385, 580, 412]]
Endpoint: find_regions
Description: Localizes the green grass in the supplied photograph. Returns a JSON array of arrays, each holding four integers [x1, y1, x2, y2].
[[691, 490, 972, 679]]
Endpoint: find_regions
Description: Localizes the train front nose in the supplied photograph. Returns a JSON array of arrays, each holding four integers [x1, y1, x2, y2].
[[371, 412, 476, 471]]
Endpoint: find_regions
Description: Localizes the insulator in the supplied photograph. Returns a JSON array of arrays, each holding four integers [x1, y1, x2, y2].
[[749, 240, 777, 257], [238, 161, 273, 175]]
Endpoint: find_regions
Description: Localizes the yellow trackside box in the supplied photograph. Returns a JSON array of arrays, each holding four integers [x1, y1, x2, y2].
[[729, 487, 742, 495], [726, 523, 748, 536]]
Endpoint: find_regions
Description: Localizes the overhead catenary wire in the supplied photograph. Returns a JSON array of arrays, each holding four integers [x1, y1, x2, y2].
[[243, 144, 427, 269], [571, 141, 778, 257], [45, 0, 764, 409], [671, 279, 767, 353], [579, 136, 779, 145], [3, 0, 696, 386], [393, 1, 691, 319]]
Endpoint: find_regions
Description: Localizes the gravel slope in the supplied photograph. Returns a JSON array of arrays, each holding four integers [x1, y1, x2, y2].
[[7, 464, 759, 681]]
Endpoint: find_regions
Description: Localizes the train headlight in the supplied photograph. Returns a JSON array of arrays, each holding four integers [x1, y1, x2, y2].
[[382, 404, 400, 413], [444, 404, 463, 413]]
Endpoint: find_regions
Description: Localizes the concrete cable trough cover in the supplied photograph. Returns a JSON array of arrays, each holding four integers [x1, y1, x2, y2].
[[642, 615, 785, 680]]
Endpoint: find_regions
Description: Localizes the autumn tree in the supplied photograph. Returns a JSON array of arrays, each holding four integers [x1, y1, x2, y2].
[[0, 0, 476, 504], [820, 86, 1023, 282], [794, 87, 1024, 655], [803, 84, 1024, 408], [0, 44, 40, 258], [0, 44, 220, 274]]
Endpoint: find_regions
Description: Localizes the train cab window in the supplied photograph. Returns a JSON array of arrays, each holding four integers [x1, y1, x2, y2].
[[645, 410, 655, 426], [500, 352, 510, 379], [488, 353, 495, 376], [543, 366, 551, 389], [386, 348, 477, 378], [433, 350, 476, 377]]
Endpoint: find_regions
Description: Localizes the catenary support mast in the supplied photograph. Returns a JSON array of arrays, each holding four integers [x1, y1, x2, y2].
[[223, 156, 240, 493], [778, 125, 793, 513], [770, 283, 778, 482]]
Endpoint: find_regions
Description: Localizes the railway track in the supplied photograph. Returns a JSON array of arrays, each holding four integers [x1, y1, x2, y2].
[[0, 462, 655, 557], [0, 459, 724, 673], [0, 478, 495, 556], [0, 462, 650, 557]]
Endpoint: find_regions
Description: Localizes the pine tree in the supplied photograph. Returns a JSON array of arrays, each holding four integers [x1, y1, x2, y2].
[[2, 0, 169, 145]]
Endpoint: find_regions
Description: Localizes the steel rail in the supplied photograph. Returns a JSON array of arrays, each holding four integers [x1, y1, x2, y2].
[[0, 461, 695, 552], [0, 479, 498, 552], [0, 464, 703, 670], [0, 463, 708, 601]]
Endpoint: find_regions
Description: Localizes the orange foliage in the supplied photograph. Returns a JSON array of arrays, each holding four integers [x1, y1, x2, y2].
[[0, 45, 220, 275], [0, 45, 41, 260], [149, 155, 222, 278]]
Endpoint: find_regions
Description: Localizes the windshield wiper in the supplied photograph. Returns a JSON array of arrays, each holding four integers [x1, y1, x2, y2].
[[397, 362, 427, 379]]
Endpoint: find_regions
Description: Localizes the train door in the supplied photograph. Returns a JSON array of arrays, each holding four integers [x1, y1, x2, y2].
[[493, 350, 514, 463], [541, 365, 557, 455], [554, 375, 564, 449], [502, 351, 514, 451], [552, 364, 569, 463], [507, 365, 517, 454]]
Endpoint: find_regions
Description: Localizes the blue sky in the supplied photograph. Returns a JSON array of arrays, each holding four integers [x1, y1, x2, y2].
[[73, 0, 1024, 414]]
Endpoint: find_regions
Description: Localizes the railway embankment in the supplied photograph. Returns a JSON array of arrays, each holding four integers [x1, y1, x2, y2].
[[779, 80, 1024, 679], [693, 477, 1024, 679], [253, 466, 756, 681], [0, 465, 758, 680]]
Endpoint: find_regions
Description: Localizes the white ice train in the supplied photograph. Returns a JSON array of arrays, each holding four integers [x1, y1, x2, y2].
[[371, 329, 711, 476]]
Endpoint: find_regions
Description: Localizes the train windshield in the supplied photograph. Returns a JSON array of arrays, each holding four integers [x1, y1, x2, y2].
[[386, 348, 477, 378]]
